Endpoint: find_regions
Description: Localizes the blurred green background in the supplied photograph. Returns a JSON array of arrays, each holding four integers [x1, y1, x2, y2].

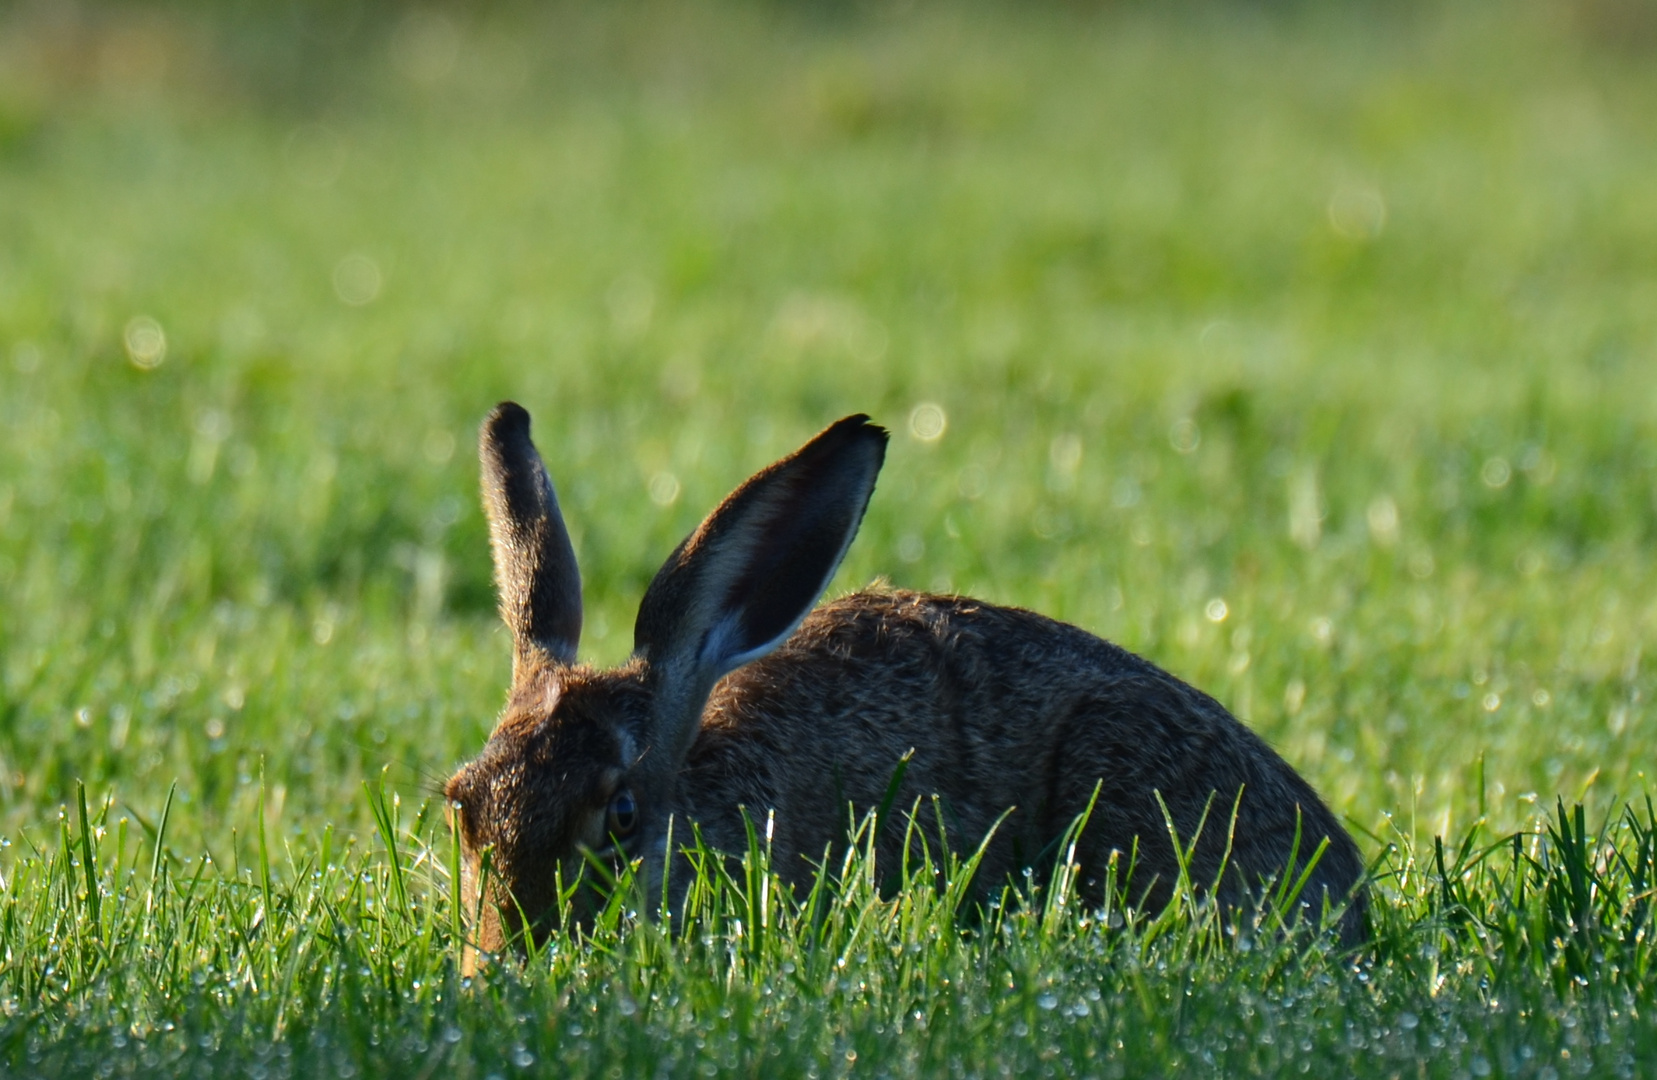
[[0, 0, 1654, 858]]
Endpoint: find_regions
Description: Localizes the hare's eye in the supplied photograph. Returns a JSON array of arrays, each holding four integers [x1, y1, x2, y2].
[[606, 788, 638, 837]]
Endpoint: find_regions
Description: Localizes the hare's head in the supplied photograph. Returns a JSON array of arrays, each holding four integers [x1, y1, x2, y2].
[[445, 404, 886, 955]]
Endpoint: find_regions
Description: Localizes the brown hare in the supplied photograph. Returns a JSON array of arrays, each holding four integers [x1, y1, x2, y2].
[[445, 404, 1366, 956]]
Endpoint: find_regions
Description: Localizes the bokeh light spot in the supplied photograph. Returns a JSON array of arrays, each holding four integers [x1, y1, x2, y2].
[[123, 316, 166, 370], [1367, 495, 1399, 547], [423, 429, 456, 465], [1327, 184, 1387, 240], [333, 254, 383, 306], [1168, 418, 1200, 454], [909, 403, 947, 442], [649, 472, 681, 506], [1049, 433, 1083, 474]]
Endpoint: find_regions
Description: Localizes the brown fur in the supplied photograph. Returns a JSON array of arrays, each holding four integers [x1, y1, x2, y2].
[[446, 407, 1366, 958]]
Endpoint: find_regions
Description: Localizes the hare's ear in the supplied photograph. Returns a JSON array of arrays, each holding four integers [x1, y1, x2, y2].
[[480, 402, 582, 673], [634, 415, 887, 745]]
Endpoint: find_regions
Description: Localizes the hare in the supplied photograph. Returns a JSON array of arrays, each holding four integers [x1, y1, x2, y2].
[[445, 404, 1366, 956]]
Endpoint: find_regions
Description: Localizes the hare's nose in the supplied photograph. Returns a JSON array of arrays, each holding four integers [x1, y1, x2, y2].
[[443, 773, 482, 838]]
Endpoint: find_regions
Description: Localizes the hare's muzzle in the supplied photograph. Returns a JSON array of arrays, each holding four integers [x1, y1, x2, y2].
[[445, 756, 604, 961], [450, 828, 565, 963]]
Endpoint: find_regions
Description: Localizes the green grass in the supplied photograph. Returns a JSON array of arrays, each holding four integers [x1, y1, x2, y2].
[[6, 781, 1657, 1076], [1, 0, 1655, 1074]]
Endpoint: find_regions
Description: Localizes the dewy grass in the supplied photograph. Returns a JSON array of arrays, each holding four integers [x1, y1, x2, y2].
[[1, 0, 1656, 1072], [1, 785, 1655, 1077]]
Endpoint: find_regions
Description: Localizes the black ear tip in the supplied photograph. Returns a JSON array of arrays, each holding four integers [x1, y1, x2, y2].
[[483, 400, 530, 427], [483, 402, 535, 459], [828, 413, 890, 449]]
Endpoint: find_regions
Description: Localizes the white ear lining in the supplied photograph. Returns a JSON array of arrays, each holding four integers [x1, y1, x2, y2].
[[697, 613, 789, 678], [696, 616, 747, 675], [693, 518, 862, 679]]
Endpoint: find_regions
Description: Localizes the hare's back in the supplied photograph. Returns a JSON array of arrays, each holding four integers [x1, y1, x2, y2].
[[691, 589, 1361, 916]]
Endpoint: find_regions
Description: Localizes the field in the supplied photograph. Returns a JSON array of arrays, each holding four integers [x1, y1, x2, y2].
[[2, 0, 1656, 1074]]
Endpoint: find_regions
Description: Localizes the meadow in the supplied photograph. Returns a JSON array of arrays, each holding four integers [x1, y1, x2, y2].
[[1, 0, 1655, 1074]]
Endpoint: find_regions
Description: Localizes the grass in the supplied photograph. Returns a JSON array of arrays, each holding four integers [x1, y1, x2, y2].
[[1, 0, 1655, 1074], [4, 782, 1656, 1076]]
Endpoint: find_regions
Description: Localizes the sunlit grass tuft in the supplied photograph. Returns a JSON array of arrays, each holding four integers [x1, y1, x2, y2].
[[3, 783, 1655, 1076]]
